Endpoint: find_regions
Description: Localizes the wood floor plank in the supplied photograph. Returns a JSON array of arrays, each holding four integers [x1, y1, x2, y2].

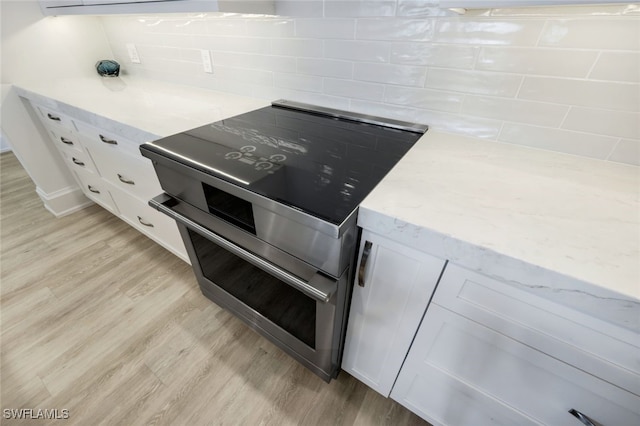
[[0, 152, 429, 425]]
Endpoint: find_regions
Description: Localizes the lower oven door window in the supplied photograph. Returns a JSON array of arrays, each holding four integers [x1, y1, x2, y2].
[[188, 229, 317, 349]]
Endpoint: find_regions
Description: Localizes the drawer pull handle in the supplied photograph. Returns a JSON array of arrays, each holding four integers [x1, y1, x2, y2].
[[117, 174, 135, 185], [60, 137, 74, 145], [47, 113, 61, 121], [99, 134, 118, 145], [569, 409, 597, 426], [88, 185, 100, 194], [137, 216, 154, 228], [72, 157, 85, 166], [358, 240, 373, 287]]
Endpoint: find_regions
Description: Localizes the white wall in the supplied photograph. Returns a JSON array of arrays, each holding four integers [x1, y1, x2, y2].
[[100, 1, 640, 165], [0, 132, 12, 153], [0, 0, 115, 216], [1, 0, 115, 85]]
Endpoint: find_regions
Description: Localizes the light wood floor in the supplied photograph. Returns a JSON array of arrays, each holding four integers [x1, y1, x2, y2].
[[0, 152, 429, 426]]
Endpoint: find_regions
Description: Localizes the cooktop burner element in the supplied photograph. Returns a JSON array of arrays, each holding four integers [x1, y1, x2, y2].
[[144, 100, 428, 226]]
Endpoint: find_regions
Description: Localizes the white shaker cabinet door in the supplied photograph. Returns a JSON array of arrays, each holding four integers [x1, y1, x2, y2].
[[391, 304, 640, 426], [341, 229, 446, 397]]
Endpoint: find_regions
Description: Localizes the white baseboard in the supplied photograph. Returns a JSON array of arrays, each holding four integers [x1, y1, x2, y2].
[[36, 185, 93, 217], [0, 147, 12, 153]]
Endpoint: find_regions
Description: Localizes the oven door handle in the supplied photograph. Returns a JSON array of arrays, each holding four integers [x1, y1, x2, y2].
[[150, 194, 337, 304]]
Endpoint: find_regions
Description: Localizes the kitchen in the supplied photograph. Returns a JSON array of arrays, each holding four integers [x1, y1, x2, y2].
[[1, 0, 638, 424]]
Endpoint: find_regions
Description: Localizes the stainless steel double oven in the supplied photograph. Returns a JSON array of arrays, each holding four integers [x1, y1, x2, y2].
[[141, 100, 426, 381]]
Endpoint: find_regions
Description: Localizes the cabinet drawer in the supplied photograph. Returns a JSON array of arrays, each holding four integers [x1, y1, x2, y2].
[[34, 104, 76, 132], [87, 146, 162, 203], [75, 120, 143, 159], [47, 127, 84, 155], [72, 168, 118, 215], [391, 305, 640, 426], [63, 149, 98, 175], [433, 263, 640, 395], [109, 188, 187, 262]]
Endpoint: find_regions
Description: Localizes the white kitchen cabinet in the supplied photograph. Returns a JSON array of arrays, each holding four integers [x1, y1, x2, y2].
[[109, 188, 186, 261], [28, 99, 189, 263], [72, 166, 119, 215], [432, 263, 640, 396], [341, 230, 446, 397], [386, 262, 640, 425], [391, 304, 640, 426], [75, 123, 163, 203]]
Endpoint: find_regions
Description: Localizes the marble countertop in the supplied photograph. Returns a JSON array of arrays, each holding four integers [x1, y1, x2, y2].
[[14, 77, 268, 139], [360, 130, 639, 330], [13, 77, 639, 330]]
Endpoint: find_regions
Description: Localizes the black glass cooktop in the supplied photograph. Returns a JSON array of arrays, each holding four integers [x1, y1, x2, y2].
[[144, 101, 426, 225]]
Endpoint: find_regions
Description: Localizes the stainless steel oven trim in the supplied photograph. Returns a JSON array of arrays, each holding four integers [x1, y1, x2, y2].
[[272, 99, 429, 134], [141, 148, 358, 239], [150, 194, 337, 303]]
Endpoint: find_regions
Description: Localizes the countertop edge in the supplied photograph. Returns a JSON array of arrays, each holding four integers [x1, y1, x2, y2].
[[358, 205, 640, 333]]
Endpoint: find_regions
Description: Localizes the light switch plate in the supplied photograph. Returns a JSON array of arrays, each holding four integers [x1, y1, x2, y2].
[[126, 43, 141, 64], [201, 49, 213, 73]]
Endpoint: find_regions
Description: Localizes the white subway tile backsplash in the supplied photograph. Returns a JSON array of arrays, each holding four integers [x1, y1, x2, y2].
[[246, 19, 295, 38], [434, 19, 545, 45], [324, 0, 396, 17], [539, 18, 640, 50], [426, 69, 522, 97], [562, 108, 640, 140], [141, 57, 201, 75], [349, 100, 502, 139], [277, 89, 351, 110], [589, 52, 640, 83], [356, 18, 434, 41], [177, 19, 207, 35], [143, 18, 192, 34], [214, 79, 280, 99], [156, 34, 197, 49], [384, 86, 464, 113], [499, 124, 619, 159], [271, 38, 324, 57], [297, 58, 353, 78], [390, 43, 478, 68], [296, 18, 356, 39], [99, 3, 640, 164], [211, 52, 297, 73], [519, 77, 640, 112], [136, 45, 183, 62], [179, 48, 202, 63], [274, 72, 324, 92], [608, 139, 640, 166], [396, 1, 450, 17], [349, 99, 428, 123], [212, 66, 274, 86], [461, 96, 568, 127], [274, 1, 324, 18], [204, 36, 272, 54], [423, 112, 503, 139], [477, 47, 597, 78], [324, 40, 390, 62], [324, 78, 384, 101], [354, 62, 426, 86], [490, 4, 639, 17]]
